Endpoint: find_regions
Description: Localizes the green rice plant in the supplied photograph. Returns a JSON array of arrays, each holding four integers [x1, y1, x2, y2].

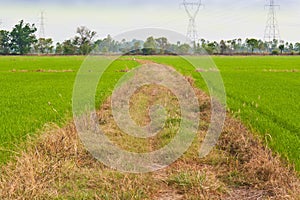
[[143, 56, 300, 171]]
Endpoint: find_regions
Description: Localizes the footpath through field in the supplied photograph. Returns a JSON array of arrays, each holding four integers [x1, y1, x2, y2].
[[0, 58, 299, 199]]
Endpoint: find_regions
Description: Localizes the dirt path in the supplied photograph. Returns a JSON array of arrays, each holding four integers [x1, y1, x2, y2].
[[1, 59, 299, 200]]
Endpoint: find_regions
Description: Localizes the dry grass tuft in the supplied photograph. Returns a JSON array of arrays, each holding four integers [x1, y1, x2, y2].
[[10, 69, 74, 73], [213, 117, 300, 199]]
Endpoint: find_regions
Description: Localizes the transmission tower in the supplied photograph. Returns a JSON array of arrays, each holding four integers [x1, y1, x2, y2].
[[264, 0, 280, 42], [39, 11, 46, 38], [182, 0, 203, 45]]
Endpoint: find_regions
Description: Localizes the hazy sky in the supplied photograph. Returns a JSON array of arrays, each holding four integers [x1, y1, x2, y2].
[[0, 0, 299, 43]]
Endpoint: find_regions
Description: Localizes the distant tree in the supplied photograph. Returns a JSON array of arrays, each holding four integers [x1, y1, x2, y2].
[[10, 20, 37, 55], [202, 42, 217, 55], [194, 42, 200, 54], [204, 43, 212, 54], [246, 38, 258, 53], [75, 26, 97, 55], [0, 30, 10, 54], [144, 36, 157, 49], [200, 38, 206, 48], [133, 41, 141, 50], [285, 42, 289, 52], [220, 40, 227, 54], [62, 39, 77, 55], [288, 43, 294, 52], [213, 41, 220, 54], [230, 39, 237, 52], [102, 35, 114, 53], [257, 40, 266, 53], [178, 44, 191, 55], [102, 46, 109, 54], [130, 40, 142, 54], [271, 39, 278, 50], [105, 35, 113, 51], [295, 42, 300, 53], [226, 40, 233, 53], [198, 39, 218, 54], [93, 35, 118, 54], [236, 38, 243, 52], [168, 43, 179, 54], [279, 44, 284, 54], [155, 37, 169, 54], [35, 38, 53, 54], [119, 39, 131, 53], [55, 42, 63, 54], [143, 36, 157, 55], [93, 39, 103, 53]]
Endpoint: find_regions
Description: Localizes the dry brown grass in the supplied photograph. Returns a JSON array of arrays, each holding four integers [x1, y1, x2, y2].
[[0, 72, 299, 199], [263, 69, 300, 73], [10, 69, 74, 73]]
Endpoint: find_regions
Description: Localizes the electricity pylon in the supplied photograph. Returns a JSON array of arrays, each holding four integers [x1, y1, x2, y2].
[[264, 0, 280, 42], [182, 0, 203, 45], [39, 11, 45, 38]]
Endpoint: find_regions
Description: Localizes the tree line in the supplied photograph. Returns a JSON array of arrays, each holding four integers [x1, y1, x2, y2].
[[1, 20, 300, 56]]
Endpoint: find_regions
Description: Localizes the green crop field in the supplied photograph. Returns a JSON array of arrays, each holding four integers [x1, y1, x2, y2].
[[0, 56, 138, 163], [0, 55, 299, 171], [145, 56, 300, 171]]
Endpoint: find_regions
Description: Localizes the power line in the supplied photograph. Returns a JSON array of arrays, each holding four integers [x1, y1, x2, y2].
[[264, 0, 280, 42], [181, 0, 203, 45]]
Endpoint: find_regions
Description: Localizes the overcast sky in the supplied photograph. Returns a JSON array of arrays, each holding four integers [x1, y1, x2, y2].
[[0, 0, 299, 43]]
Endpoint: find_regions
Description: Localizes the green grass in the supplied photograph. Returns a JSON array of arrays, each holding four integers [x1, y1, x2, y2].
[[0, 55, 299, 172], [142, 56, 300, 171], [0, 56, 89, 156], [0, 56, 84, 71], [214, 57, 300, 170], [0, 56, 139, 164]]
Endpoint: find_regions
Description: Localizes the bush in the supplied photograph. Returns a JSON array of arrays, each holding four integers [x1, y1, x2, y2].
[[271, 50, 279, 55]]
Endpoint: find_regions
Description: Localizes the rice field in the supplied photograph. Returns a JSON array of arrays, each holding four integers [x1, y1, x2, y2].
[[0, 56, 138, 163], [147, 56, 300, 171], [0, 55, 299, 172]]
